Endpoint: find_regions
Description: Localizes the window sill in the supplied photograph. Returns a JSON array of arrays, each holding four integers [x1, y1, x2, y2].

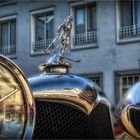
[[30, 51, 49, 56], [0, 1, 17, 7], [3, 53, 17, 59], [117, 36, 140, 44], [71, 43, 98, 51]]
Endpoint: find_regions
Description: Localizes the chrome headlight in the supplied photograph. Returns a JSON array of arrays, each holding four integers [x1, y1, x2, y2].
[[0, 55, 35, 139], [116, 82, 140, 138]]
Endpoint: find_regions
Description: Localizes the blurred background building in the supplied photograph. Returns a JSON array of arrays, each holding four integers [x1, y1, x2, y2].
[[0, 0, 140, 106]]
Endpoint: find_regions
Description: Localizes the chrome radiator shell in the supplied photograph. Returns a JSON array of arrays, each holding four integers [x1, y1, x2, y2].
[[116, 82, 140, 139], [28, 15, 115, 137], [28, 72, 115, 139], [29, 73, 99, 115]]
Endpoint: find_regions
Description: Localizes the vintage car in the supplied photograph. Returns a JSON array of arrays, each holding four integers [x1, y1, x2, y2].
[[0, 16, 139, 139], [115, 81, 140, 139]]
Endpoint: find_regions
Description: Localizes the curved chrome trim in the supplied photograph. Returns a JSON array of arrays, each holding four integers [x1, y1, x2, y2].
[[33, 88, 97, 115], [116, 82, 140, 139], [97, 96, 115, 137], [0, 88, 19, 103], [33, 88, 115, 137], [121, 105, 140, 139], [0, 55, 36, 139]]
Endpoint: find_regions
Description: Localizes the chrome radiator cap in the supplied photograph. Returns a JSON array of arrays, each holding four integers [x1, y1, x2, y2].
[[116, 81, 140, 139], [28, 16, 114, 139]]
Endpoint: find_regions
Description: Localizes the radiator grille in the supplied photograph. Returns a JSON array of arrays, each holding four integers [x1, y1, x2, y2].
[[130, 107, 140, 132], [32, 100, 114, 139]]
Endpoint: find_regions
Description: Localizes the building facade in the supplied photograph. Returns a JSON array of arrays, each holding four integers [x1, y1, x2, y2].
[[0, 0, 140, 106]]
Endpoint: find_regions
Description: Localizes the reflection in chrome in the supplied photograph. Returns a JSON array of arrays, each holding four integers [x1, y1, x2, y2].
[[29, 16, 115, 139], [31, 16, 111, 116], [29, 74, 99, 115], [116, 82, 140, 138], [0, 88, 19, 103], [0, 55, 35, 139], [29, 71, 115, 138]]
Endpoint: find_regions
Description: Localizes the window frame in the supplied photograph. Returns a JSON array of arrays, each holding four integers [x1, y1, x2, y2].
[[35, 12, 54, 41], [70, 1, 98, 50], [81, 73, 103, 90], [0, 15, 16, 57], [30, 7, 54, 56], [116, 0, 140, 43], [115, 70, 140, 104], [75, 6, 85, 34], [0, 0, 17, 7]]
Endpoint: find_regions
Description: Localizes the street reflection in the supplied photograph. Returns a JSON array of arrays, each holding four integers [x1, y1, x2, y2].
[[0, 64, 26, 139]]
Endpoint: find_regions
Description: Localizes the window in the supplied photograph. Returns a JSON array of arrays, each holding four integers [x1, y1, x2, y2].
[[115, 70, 140, 103], [31, 8, 54, 55], [0, 19, 16, 55], [91, 77, 101, 87], [71, 3, 97, 49], [120, 75, 140, 97], [117, 0, 140, 41], [0, 0, 17, 7], [83, 73, 103, 89]]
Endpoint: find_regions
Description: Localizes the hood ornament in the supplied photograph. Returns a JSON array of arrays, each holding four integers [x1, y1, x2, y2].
[[28, 16, 114, 139], [40, 16, 80, 74]]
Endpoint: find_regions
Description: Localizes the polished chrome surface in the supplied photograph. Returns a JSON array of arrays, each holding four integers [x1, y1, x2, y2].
[[0, 55, 35, 139], [42, 16, 74, 74], [29, 73, 108, 115], [39, 61, 71, 74], [29, 16, 114, 138], [116, 81, 140, 138], [29, 16, 112, 115], [44, 16, 73, 60]]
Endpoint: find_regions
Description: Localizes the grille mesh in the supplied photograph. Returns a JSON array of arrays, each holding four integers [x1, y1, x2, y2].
[[32, 100, 114, 139], [130, 107, 140, 132]]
